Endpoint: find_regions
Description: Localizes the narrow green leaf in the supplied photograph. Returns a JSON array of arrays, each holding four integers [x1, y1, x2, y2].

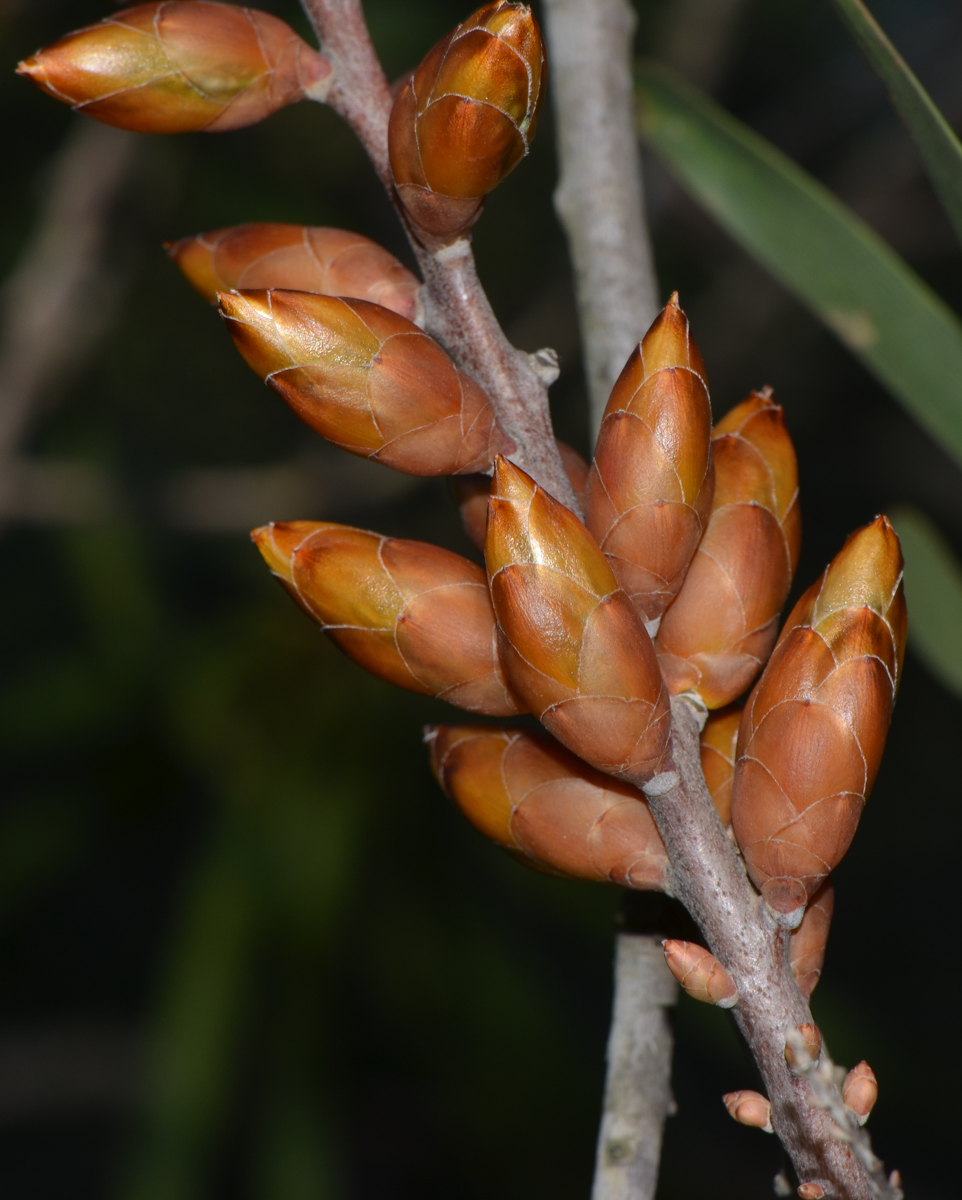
[[891, 506, 962, 699], [636, 64, 962, 467], [833, 0, 962, 247]]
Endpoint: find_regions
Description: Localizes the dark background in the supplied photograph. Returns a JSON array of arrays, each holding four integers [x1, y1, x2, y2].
[[0, 0, 957, 1196]]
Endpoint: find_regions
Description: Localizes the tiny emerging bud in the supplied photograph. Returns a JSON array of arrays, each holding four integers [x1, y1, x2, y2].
[[253, 521, 522, 716], [722, 1090, 772, 1133], [220, 291, 511, 475], [656, 388, 800, 709], [784, 1023, 822, 1072], [427, 725, 669, 889], [699, 704, 742, 826], [168, 224, 420, 321], [731, 517, 906, 914], [789, 878, 834, 999], [663, 940, 738, 1007], [797, 1185, 826, 1200], [388, 2, 545, 242], [842, 1062, 878, 1125], [18, 2, 330, 133], [586, 293, 714, 630], [485, 457, 670, 783]]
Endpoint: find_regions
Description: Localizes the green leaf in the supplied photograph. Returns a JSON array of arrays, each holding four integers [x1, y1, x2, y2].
[[636, 64, 962, 467], [891, 506, 962, 699], [833, 0, 962, 248]]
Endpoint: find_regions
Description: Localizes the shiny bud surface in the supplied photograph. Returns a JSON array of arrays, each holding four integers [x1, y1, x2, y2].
[[784, 1023, 822, 1072], [789, 878, 834, 999], [485, 457, 670, 782], [253, 521, 522, 716], [586, 294, 714, 628], [722, 1090, 773, 1132], [842, 1062, 878, 1125], [656, 388, 800, 708], [18, 2, 330, 133], [168, 224, 420, 321], [700, 704, 742, 826], [731, 518, 905, 913], [388, 1, 545, 241], [220, 291, 511, 475], [427, 725, 669, 889], [663, 940, 738, 1007]]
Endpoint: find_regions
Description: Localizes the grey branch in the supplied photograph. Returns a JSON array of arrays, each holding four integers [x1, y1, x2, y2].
[[541, 0, 660, 443]]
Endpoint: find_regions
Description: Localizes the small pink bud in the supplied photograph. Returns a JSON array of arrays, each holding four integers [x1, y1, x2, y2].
[[797, 1185, 826, 1200], [842, 1061, 878, 1125], [722, 1089, 772, 1132], [784, 1023, 821, 1072], [663, 940, 738, 1007]]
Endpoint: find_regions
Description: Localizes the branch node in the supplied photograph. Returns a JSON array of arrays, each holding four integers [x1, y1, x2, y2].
[[643, 771, 680, 798]]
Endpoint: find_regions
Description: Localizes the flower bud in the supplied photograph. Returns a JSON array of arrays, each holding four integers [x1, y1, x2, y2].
[[842, 1062, 878, 1125], [662, 940, 738, 1007], [252, 521, 522, 716], [485, 457, 670, 783], [168, 223, 420, 321], [17, 2, 330, 134], [388, 2, 545, 242], [722, 1090, 772, 1132], [427, 725, 669, 889], [586, 294, 714, 630], [789, 878, 834, 999], [220, 291, 512, 475], [655, 388, 800, 708], [700, 704, 742, 826], [731, 517, 905, 914], [783, 1023, 821, 1072], [797, 1185, 826, 1200]]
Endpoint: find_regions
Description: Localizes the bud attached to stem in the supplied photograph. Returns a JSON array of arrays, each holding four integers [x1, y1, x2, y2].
[[842, 1062, 878, 1125], [18, 2, 330, 133], [168, 224, 421, 321], [722, 1090, 773, 1132], [662, 940, 738, 1007], [784, 1023, 822, 1072], [388, 2, 545, 243], [220, 291, 511, 475], [731, 517, 906, 915], [253, 521, 522, 716], [427, 725, 669, 889], [700, 704, 742, 826], [789, 878, 834, 999], [485, 457, 670, 782]]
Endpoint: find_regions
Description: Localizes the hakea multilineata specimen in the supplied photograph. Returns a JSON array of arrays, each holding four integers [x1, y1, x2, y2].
[[699, 704, 742, 826], [427, 726, 668, 889], [17, 2, 330, 134], [219, 291, 512, 475], [485, 456, 670, 783], [253, 521, 522, 716], [662, 940, 737, 1008], [585, 293, 713, 633], [388, 1, 545, 243], [655, 387, 801, 709], [722, 1090, 773, 1133], [731, 517, 906, 916], [789, 878, 834, 999], [168, 224, 421, 323], [842, 1062, 878, 1125]]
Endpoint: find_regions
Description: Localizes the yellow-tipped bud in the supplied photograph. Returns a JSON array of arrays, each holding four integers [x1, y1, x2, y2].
[[662, 940, 738, 1007], [784, 1023, 822, 1072], [722, 1090, 773, 1132], [586, 294, 714, 628], [252, 521, 522, 716], [842, 1062, 878, 1125], [18, 2, 330, 133], [427, 725, 669, 889], [388, 2, 545, 242], [789, 878, 834, 999], [655, 388, 800, 708], [485, 457, 670, 783], [220, 291, 511, 475], [168, 224, 420, 321], [731, 517, 906, 914], [699, 704, 742, 826]]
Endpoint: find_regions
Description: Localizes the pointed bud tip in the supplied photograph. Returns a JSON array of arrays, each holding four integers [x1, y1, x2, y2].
[[250, 520, 317, 583], [15, 56, 41, 79], [667, 290, 681, 308]]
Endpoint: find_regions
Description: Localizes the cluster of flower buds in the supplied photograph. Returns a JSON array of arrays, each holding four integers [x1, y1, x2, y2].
[[388, 1, 545, 243], [18, 2, 330, 133]]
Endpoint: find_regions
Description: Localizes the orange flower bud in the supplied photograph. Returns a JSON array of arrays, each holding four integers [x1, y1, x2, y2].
[[662, 940, 738, 1007], [427, 725, 669, 889], [700, 704, 742, 826], [585, 294, 713, 629], [731, 518, 905, 914], [168, 223, 420, 321], [252, 521, 522, 716], [388, 2, 545, 241], [17, 2, 330, 134], [784, 1023, 822, 1072], [797, 1185, 826, 1200], [220, 291, 512, 475], [842, 1062, 878, 1125], [789, 878, 834, 999], [722, 1090, 772, 1132], [655, 388, 800, 709], [485, 457, 670, 782]]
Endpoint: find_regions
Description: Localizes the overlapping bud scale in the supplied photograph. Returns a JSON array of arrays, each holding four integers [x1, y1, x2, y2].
[[220, 291, 511, 475], [842, 1062, 878, 1125], [789, 879, 834, 999], [722, 1090, 772, 1132], [17, 2, 330, 133], [731, 518, 906, 914], [700, 704, 742, 827], [586, 294, 714, 629], [662, 940, 738, 1007], [485, 457, 670, 782], [253, 521, 522, 716], [428, 725, 668, 889]]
